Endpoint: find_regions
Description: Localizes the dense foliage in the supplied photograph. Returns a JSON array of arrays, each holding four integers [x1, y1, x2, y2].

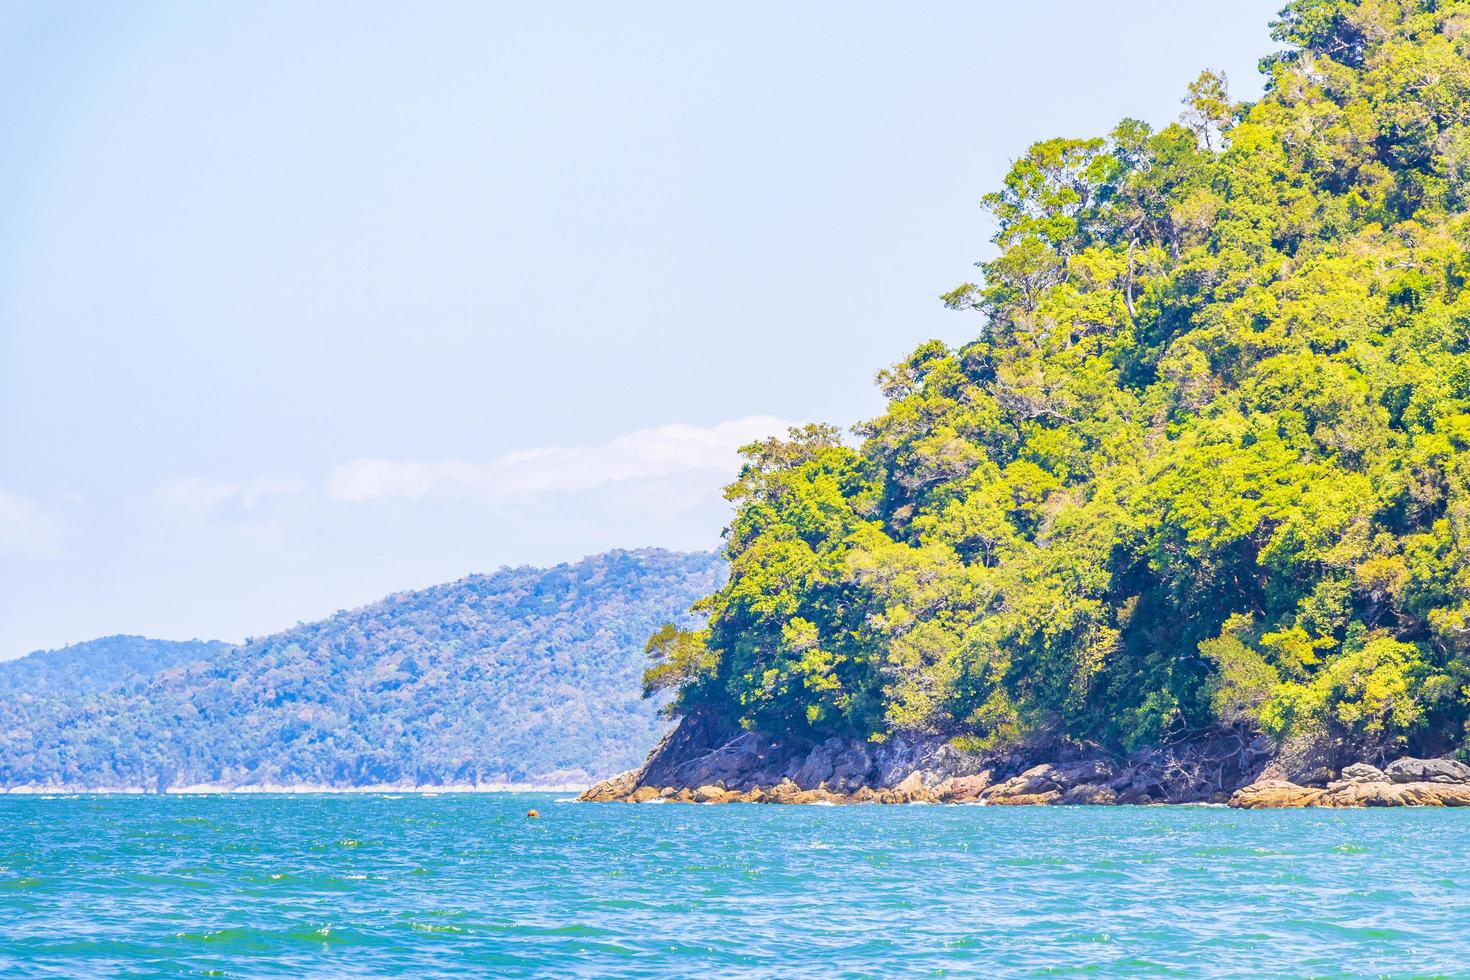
[[0, 636, 228, 698], [650, 0, 1470, 760], [0, 550, 721, 788]]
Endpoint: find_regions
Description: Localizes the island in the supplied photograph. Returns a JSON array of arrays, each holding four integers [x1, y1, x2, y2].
[[585, 0, 1470, 809]]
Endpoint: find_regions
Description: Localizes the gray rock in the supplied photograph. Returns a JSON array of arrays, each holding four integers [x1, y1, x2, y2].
[[1061, 783, 1118, 805], [1338, 762, 1386, 784], [1053, 759, 1113, 788], [1385, 757, 1470, 784]]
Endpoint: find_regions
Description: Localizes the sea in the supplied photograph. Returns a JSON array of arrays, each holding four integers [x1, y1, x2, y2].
[[1, 793, 1463, 977]]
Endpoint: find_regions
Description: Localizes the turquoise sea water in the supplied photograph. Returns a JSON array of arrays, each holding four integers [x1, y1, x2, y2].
[[1, 794, 1466, 977]]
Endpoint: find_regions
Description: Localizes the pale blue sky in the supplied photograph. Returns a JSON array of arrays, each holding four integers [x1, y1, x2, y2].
[[0, 1, 1281, 657]]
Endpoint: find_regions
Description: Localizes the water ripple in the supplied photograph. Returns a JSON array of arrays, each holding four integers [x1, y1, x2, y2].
[[0, 795, 1466, 976]]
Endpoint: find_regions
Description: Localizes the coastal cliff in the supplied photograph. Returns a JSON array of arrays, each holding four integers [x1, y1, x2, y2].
[[579, 714, 1470, 808]]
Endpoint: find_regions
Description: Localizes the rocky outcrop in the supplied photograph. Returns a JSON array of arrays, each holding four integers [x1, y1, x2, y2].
[[1229, 757, 1470, 809], [577, 768, 639, 802], [1384, 757, 1470, 784], [1228, 779, 1327, 808], [576, 714, 1470, 809]]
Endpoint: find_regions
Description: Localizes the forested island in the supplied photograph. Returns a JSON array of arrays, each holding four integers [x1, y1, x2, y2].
[[0, 550, 720, 792], [585, 0, 1470, 807]]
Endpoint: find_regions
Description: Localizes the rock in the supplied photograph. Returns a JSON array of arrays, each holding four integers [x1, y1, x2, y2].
[[1339, 763, 1386, 784], [1330, 780, 1470, 807], [1401, 783, 1470, 806], [982, 764, 1064, 803], [1053, 759, 1113, 789], [1114, 785, 1156, 805], [764, 779, 801, 804], [1323, 780, 1385, 806], [792, 738, 873, 792], [577, 769, 639, 802], [1255, 759, 1288, 782], [987, 790, 1060, 806], [629, 786, 662, 803], [1277, 733, 1348, 787], [1385, 757, 1470, 784], [1013, 764, 1062, 794], [673, 788, 695, 803], [849, 787, 879, 804], [1229, 779, 1325, 809], [894, 771, 926, 796], [1326, 764, 1387, 795], [1060, 783, 1117, 805], [934, 773, 991, 802], [867, 771, 935, 804], [693, 784, 730, 803]]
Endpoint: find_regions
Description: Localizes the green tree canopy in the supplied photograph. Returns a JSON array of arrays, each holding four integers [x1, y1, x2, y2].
[[649, 0, 1470, 759]]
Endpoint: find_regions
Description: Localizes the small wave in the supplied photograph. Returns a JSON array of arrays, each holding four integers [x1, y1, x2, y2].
[[1, 877, 44, 890]]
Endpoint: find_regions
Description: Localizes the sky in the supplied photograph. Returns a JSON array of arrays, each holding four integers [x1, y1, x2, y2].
[[0, 0, 1283, 658]]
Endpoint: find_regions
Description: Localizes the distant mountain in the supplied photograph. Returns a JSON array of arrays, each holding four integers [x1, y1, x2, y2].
[[0, 549, 722, 791], [0, 635, 231, 698]]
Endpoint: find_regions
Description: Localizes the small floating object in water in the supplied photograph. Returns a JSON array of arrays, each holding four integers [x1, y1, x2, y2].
[[526, 809, 540, 819]]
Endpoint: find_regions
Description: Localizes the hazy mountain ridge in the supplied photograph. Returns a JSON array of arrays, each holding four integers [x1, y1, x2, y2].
[[0, 549, 722, 790], [0, 636, 231, 699]]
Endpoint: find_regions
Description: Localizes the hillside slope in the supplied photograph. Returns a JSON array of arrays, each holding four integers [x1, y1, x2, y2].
[[0, 549, 722, 790], [0, 636, 230, 698]]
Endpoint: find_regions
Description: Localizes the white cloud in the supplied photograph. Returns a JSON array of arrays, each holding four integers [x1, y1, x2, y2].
[[0, 485, 68, 558], [326, 415, 796, 503], [151, 474, 304, 554], [157, 474, 305, 518]]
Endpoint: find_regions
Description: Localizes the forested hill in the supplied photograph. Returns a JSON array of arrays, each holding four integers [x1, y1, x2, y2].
[[645, 0, 1470, 765], [0, 549, 722, 790], [0, 636, 230, 698]]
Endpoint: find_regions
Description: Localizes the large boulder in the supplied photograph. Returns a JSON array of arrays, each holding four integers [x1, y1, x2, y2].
[[1114, 784, 1159, 805], [873, 771, 934, 804], [1384, 758, 1470, 784], [1338, 762, 1386, 784], [983, 764, 1061, 801], [1061, 783, 1118, 805], [1334, 781, 1470, 807], [934, 773, 992, 802], [577, 769, 639, 802], [1053, 759, 1114, 788], [1229, 779, 1325, 809], [987, 790, 1060, 806], [763, 778, 801, 804], [792, 737, 872, 791]]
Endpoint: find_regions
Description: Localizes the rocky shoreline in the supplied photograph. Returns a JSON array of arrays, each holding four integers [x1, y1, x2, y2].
[[578, 715, 1470, 809]]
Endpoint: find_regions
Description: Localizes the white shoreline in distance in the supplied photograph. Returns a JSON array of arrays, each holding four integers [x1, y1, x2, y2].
[[0, 782, 589, 795]]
